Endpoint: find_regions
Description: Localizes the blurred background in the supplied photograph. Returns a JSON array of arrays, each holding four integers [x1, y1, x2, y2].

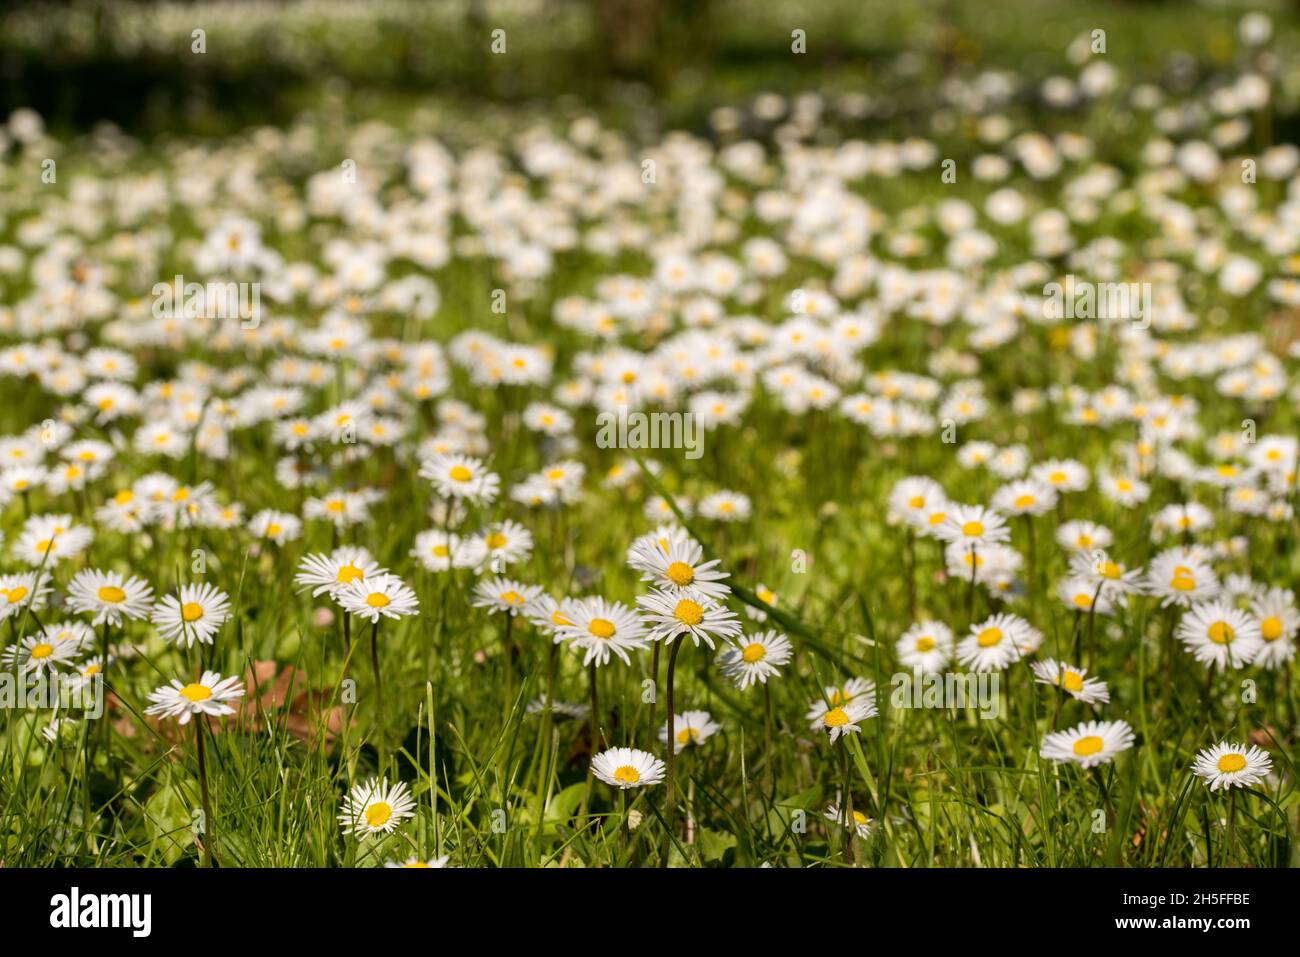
[[4, 0, 1300, 139]]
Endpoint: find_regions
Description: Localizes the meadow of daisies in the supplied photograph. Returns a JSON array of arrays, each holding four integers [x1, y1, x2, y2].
[[1, 8, 1299, 870]]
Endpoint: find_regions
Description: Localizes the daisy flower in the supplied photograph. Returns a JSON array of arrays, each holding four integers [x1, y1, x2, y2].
[[1030, 458, 1090, 492], [636, 586, 743, 648], [66, 569, 155, 625], [14, 514, 93, 567], [717, 629, 793, 688], [410, 529, 486, 572], [385, 856, 450, 868], [477, 519, 534, 570], [991, 479, 1058, 516], [804, 677, 876, 726], [1250, 587, 1298, 670], [934, 503, 1011, 548], [1055, 520, 1113, 553], [1, 633, 80, 674], [1056, 577, 1116, 616], [144, 671, 245, 725], [591, 747, 666, 789], [337, 573, 420, 623], [152, 583, 232, 647], [1098, 472, 1150, 507], [471, 577, 543, 617], [698, 490, 751, 521], [1030, 659, 1110, 704], [523, 593, 579, 634], [554, 597, 649, 666], [629, 536, 731, 599], [888, 475, 948, 529], [896, 620, 953, 673], [1176, 600, 1262, 669], [248, 509, 302, 545], [294, 546, 385, 598], [419, 452, 500, 504], [1069, 551, 1145, 598], [809, 695, 876, 742], [824, 803, 873, 839], [338, 777, 417, 836], [1145, 547, 1219, 608], [956, 613, 1036, 671], [1191, 742, 1273, 791], [658, 709, 721, 753], [1040, 720, 1135, 769], [0, 571, 51, 621]]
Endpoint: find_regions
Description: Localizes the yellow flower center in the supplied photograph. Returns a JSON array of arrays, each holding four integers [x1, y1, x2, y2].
[[1207, 621, 1234, 644], [823, 707, 850, 728], [432, 545, 449, 558], [448, 465, 472, 482], [367, 593, 391, 608], [181, 602, 204, 622], [5, 586, 29, 604], [1013, 494, 1035, 509], [500, 590, 524, 606], [30, 642, 53, 659], [1170, 566, 1196, 591], [485, 532, 508, 549], [1062, 671, 1084, 693], [908, 495, 925, 508], [98, 585, 126, 603], [665, 561, 695, 586], [1217, 753, 1247, 773], [266, 522, 283, 537], [961, 521, 984, 537], [742, 642, 766, 662], [180, 683, 211, 702], [1072, 736, 1104, 757], [1260, 616, 1282, 641], [551, 610, 572, 627], [977, 627, 1003, 647], [1049, 471, 1066, 483], [336, 564, 364, 583], [613, 765, 640, 785], [673, 599, 704, 626], [365, 802, 392, 827], [588, 618, 616, 639], [914, 637, 935, 653]]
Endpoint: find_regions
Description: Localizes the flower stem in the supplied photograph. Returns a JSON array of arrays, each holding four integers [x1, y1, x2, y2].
[[370, 617, 387, 770], [195, 718, 215, 868], [663, 633, 687, 844]]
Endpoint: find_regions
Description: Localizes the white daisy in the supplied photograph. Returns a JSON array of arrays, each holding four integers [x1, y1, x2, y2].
[[1030, 658, 1110, 704], [591, 746, 666, 789], [152, 583, 232, 647], [636, 586, 743, 648], [144, 671, 245, 725], [1191, 741, 1273, 791], [1040, 719, 1135, 769], [338, 777, 417, 836], [337, 573, 420, 623], [554, 597, 649, 666], [896, 620, 953, 673], [66, 569, 155, 625], [658, 709, 721, 753], [717, 630, 793, 688], [1176, 600, 1262, 669]]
